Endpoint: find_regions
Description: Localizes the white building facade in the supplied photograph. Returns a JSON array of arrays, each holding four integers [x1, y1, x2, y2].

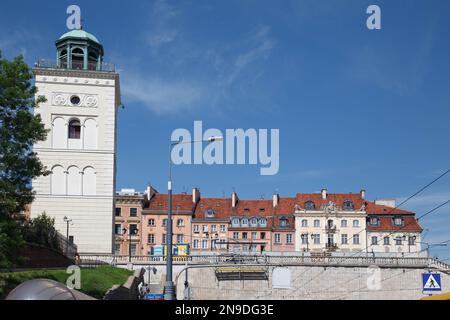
[[31, 29, 121, 253], [294, 190, 423, 256]]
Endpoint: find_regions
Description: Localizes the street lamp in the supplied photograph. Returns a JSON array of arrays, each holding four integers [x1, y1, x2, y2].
[[63, 216, 73, 255], [123, 226, 139, 262], [301, 233, 309, 252], [165, 136, 223, 301]]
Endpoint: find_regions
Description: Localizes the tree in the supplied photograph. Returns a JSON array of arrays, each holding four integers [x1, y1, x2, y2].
[[0, 53, 48, 268], [0, 52, 48, 218], [22, 212, 59, 250]]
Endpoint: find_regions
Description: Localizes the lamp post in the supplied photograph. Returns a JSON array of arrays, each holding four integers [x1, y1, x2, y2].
[[63, 216, 72, 255], [164, 136, 223, 301], [301, 233, 309, 252], [123, 227, 138, 262]]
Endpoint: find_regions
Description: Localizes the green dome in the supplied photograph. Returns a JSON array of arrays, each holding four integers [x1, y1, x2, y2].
[[59, 29, 100, 44]]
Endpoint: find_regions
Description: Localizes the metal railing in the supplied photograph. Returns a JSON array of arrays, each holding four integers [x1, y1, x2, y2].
[[77, 253, 450, 270], [34, 59, 115, 72]]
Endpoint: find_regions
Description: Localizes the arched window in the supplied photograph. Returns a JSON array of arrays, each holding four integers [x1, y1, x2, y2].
[[83, 118, 97, 149], [68, 119, 81, 139], [304, 201, 315, 210], [279, 217, 289, 227], [67, 166, 81, 195], [231, 218, 240, 227], [205, 208, 215, 218], [343, 200, 354, 211], [250, 218, 258, 227], [82, 166, 96, 196], [259, 218, 267, 227], [59, 49, 68, 68], [241, 218, 249, 226], [52, 117, 66, 148], [71, 47, 85, 69], [51, 165, 66, 195], [88, 51, 98, 70]]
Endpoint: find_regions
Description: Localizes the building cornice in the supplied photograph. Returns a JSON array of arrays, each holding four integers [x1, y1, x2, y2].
[[34, 67, 119, 80]]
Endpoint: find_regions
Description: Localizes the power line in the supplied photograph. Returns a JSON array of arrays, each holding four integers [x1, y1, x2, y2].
[[346, 199, 450, 260], [289, 198, 450, 298], [289, 198, 450, 297], [340, 169, 450, 258]]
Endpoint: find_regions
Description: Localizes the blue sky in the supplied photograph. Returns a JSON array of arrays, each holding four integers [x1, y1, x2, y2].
[[1, 0, 449, 258]]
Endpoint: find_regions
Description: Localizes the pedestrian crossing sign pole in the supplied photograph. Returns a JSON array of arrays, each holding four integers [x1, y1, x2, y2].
[[422, 273, 442, 294]]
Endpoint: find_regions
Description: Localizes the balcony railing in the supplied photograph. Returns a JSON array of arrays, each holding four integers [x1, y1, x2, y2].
[[326, 243, 338, 251], [35, 59, 115, 72], [325, 226, 337, 233], [77, 253, 450, 271]]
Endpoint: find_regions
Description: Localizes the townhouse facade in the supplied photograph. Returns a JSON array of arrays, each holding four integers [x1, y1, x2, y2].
[[113, 187, 423, 256], [228, 194, 273, 253], [141, 191, 196, 255], [191, 197, 230, 252], [114, 189, 145, 255], [293, 189, 422, 254]]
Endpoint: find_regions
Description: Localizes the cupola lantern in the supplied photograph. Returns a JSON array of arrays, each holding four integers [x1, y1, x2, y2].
[[55, 29, 104, 71]]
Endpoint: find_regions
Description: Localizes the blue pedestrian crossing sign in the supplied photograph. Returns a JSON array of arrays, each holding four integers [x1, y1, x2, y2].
[[422, 273, 442, 292]]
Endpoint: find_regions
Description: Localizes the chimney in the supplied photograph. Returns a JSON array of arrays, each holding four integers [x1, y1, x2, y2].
[[360, 189, 366, 200], [272, 194, 279, 207], [231, 192, 239, 208], [192, 187, 200, 204], [146, 186, 151, 201], [321, 188, 327, 200]]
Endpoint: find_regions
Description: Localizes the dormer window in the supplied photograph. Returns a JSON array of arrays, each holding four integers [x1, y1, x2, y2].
[[250, 217, 258, 227], [259, 218, 267, 227], [241, 218, 249, 226], [244, 208, 250, 213], [279, 217, 288, 227], [393, 217, 404, 226], [206, 208, 215, 218], [343, 200, 354, 211], [369, 216, 379, 226], [305, 201, 315, 210], [231, 218, 240, 227], [259, 208, 265, 212]]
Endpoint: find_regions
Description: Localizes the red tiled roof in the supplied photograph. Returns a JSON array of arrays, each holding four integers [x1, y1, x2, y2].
[[367, 216, 422, 232], [273, 197, 295, 229], [295, 193, 367, 210], [144, 193, 195, 212], [365, 202, 413, 215], [193, 198, 231, 220], [274, 197, 296, 215], [233, 199, 273, 217]]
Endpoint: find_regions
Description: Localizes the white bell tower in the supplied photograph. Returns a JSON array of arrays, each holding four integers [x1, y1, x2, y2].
[[31, 28, 121, 253]]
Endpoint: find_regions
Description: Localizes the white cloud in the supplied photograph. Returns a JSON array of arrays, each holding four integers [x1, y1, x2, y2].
[[397, 191, 450, 209], [145, 0, 179, 49], [120, 23, 275, 115], [223, 26, 274, 87], [122, 72, 206, 114]]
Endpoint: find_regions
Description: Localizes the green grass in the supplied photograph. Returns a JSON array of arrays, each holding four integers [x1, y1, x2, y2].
[[0, 266, 133, 299]]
